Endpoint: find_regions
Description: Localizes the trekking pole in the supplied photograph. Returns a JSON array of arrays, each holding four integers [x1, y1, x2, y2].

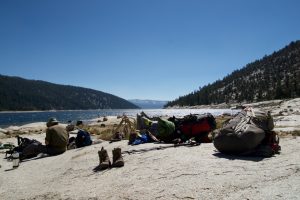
[[122, 141, 200, 155], [17, 135, 21, 146]]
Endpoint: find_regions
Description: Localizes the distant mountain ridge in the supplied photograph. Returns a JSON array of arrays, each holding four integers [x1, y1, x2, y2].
[[0, 75, 139, 111], [128, 99, 168, 109], [166, 40, 300, 107]]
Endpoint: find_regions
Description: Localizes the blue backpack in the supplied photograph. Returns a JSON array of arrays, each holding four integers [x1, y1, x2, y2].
[[75, 130, 92, 148]]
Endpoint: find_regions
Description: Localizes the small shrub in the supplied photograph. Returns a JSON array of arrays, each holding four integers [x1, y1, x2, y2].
[[277, 130, 300, 137], [291, 130, 300, 136], [97, 128, 114, 141]]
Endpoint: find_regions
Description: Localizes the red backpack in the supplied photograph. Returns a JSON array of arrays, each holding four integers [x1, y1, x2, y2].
[[179, 113, 216, 142]]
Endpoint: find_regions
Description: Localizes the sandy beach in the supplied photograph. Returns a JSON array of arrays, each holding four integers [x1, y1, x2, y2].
[[0, 98, 300, 199]]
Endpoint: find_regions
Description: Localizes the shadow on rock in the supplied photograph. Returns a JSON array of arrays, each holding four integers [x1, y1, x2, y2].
[[92, 165, 111, 173], [213, 152, 266, 162]]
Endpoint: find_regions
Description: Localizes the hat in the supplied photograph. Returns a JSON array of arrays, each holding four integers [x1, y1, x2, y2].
[[47, 117, 59, 127]]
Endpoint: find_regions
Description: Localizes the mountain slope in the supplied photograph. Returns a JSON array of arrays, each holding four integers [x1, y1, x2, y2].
[[165, 41, 300, 107], [0, 75, 139, 111], [128, 99, 168, 109]]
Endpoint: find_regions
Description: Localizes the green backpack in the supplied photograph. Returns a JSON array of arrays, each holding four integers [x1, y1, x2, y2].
[[157, 118, 175, 141]]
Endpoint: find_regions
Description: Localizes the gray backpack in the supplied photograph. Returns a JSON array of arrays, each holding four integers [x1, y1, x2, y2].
[[213, 108, 274, 155]]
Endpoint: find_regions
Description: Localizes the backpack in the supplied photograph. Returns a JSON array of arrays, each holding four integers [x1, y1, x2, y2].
[[9, 136, 42, 160], [136, 114, 153, 130], [14, 136, 41, 152], [75, 130, 92, 148], [168, 113, 216, 143], [180, 113, 216, 136], [157, 118, 175, 142], [213, 108, 280, 156]]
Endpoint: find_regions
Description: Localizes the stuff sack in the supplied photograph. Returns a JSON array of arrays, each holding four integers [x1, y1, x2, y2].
[[75, 130, 92, 148], [180, 113, 216, 137], [129, 130, 159, 145], [213, 109, 275, 155]]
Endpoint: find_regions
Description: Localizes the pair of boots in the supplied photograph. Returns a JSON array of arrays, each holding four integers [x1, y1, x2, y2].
[[98, 147, 124, 170]]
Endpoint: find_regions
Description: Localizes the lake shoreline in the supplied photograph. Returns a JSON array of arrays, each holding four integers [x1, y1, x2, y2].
[[0, 98, 299, 138]]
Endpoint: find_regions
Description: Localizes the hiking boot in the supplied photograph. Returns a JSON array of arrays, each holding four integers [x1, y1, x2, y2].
[[112, 148, 124, 167], [98, 147, 111, 170]]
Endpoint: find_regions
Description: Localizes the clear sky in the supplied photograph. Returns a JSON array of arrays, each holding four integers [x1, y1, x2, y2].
[[0, 0, 299, 101]]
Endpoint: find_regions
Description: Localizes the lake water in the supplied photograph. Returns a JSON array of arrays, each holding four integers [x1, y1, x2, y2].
[[0, 109, 238, 128]]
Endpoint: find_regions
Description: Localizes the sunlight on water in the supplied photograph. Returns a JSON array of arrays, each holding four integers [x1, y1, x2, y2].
[[0, 109, 239, 128]]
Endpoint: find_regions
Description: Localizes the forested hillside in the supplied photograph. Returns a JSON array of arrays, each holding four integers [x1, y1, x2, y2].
[[0, 75, 139, 111], [165, 41, 300, 107]]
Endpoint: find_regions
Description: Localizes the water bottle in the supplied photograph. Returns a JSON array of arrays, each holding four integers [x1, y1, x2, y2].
[[12, 151, 20, 168]]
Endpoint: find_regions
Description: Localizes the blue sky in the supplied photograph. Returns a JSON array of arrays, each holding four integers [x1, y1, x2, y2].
[[1, 0, 299, 101]]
